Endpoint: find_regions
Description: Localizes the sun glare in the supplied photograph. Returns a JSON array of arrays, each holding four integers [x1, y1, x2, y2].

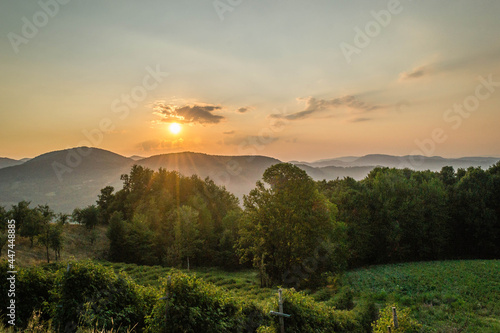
[[169, 122, 181, 135]]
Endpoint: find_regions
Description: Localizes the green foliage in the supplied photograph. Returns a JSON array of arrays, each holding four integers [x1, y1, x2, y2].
[[238, 163, 348, 288], [267, 288, 364, 333], [9, 200, 31, 232], [105, 166, 241, 268], [72, 205, 100, 231], [18, 203, 43, 248], [51, 261, 157, 332], [346, 260, 500, 332], [0, 260, 55, 327], [329, 285, 355, 310], [96, 186, 115, 224], [372, 304, 422, 333], [322, 164, 500, 267], [145, 272, 261, 332]]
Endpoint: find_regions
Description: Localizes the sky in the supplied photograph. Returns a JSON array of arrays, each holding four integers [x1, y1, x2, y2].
[[1, 0, 500, 161]]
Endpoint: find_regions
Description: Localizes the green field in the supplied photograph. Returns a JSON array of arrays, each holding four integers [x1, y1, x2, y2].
[[94, 259, 500, 332]]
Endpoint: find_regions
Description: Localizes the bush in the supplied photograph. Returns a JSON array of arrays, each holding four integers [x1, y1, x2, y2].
[[51, 260, 157, 332], [145, 272, 263, 333], [0, 261, 55, 327], [372, 304, 422, 333], [330, 286, 355, 310], [268, 288, 364, 333]]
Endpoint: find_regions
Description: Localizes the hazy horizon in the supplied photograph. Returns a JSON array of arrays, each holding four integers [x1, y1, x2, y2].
[[1, 1, 500, 161], [2, 146, 500, 163]]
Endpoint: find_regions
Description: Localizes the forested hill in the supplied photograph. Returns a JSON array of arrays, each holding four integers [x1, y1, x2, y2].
[[0, 147, 498, 213]]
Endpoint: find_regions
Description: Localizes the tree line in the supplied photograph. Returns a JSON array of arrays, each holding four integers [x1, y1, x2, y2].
[[2, 161, 499, 289], [319, 163, 500, 266], [0, 202, 65, 262]]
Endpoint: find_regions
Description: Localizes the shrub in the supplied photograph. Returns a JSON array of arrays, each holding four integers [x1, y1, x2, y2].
[[330, 286, 355, 310], [51, 260, 157, 332], [145, 272, 263, 333], [0, 261, 54, 327], [268, 288, 364, 333], [372, 304, 422, 333]]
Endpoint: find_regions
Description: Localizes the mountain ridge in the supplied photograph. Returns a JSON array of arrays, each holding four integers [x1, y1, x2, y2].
[[0, 147, 498, 213]]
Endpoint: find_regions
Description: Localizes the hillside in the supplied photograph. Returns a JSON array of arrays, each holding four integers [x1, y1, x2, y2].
[[0, 157, 25, 169], [0, 147, 134, 213]]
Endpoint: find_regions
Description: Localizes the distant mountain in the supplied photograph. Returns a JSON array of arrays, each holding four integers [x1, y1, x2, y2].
[[0, 157, 25, 169], [302, 154, 500, 171], [0, 147, 134, 213], [294, 164, 376, 181], [1, 148, 498, 214]]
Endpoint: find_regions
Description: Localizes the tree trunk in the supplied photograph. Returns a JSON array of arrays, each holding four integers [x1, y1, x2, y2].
[[46, 230, 50, 263], [187, 256, 190, 271]]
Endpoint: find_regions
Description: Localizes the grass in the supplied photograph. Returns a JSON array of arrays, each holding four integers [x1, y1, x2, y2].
[[343, 260, 500, 332], [14, 224, 109, 267]]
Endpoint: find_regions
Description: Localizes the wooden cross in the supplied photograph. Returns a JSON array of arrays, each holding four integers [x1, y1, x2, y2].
[[269, 289, 291, 333]]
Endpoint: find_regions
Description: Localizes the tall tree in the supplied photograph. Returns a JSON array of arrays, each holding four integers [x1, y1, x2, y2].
[[19, 207, 42, 248], [173, 205, 201, 271], [73, 205, 100, 244], [96, 186, 114, 224], [36, 204, 55, 263], [10, 200, 31, 232], [237, 163, 346, 288]]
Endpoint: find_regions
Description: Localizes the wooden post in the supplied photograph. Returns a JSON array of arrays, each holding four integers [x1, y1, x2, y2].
[[387, 326, 392, 333], [392, 306, 399, 329], [278, 289, 284, 333]]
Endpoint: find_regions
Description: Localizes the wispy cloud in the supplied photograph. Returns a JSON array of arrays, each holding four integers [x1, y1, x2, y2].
[[350, 117, 372, 123], [270, 95, 381, 121], [153, 102, 225, 125], [237, 106, 253, 113], [223, 130, 235, 135], [399, 48, 500, 81], [399, 66, 430, 80]]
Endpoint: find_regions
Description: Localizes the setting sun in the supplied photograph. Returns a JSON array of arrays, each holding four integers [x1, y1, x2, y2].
[[169, 122, 181, 135]]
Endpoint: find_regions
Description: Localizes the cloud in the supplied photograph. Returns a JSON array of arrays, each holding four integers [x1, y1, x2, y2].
[[350, 117, 372, 122], [399, 48, 500, 81], [136, 138, 184, 152], [399, 66, 430, 80], [237, 106, 252, 113], [270, 95, 381, 121], [223, 130, 235, 135], [154, 102, 224, 125]]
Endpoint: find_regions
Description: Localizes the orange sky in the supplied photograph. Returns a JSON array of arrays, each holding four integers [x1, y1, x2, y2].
[[1, 1, 500, 161]]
